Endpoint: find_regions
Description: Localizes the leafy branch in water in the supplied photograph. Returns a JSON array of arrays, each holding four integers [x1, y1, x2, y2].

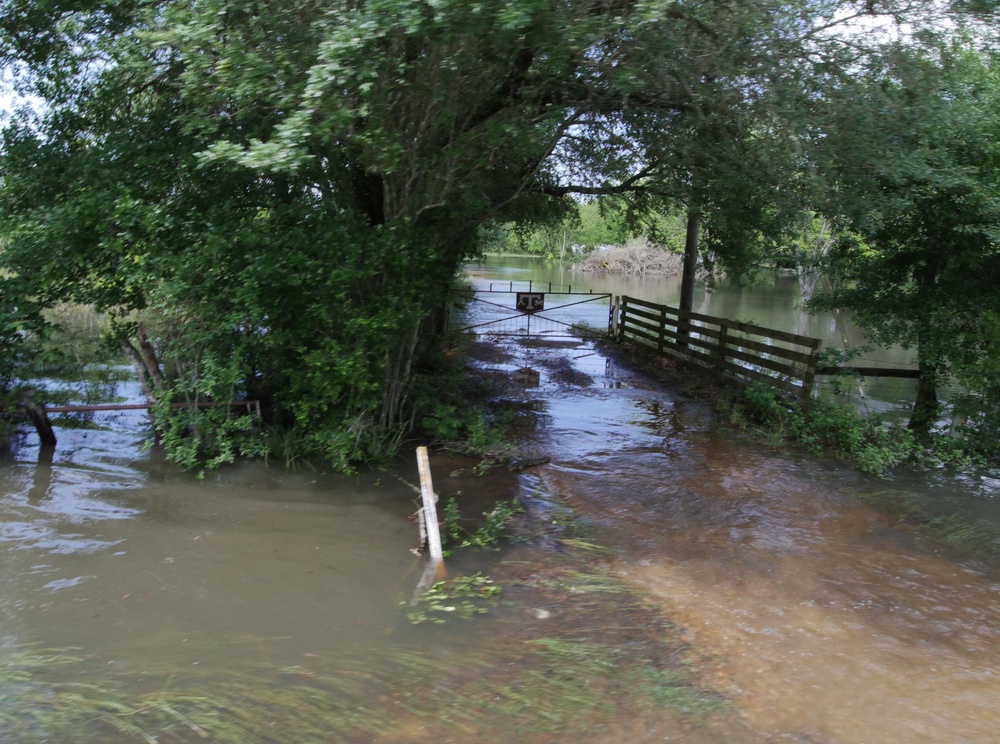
[[442, 497, 524, 552], [405, 573, 501, 624], [723, 381, 979, 476]]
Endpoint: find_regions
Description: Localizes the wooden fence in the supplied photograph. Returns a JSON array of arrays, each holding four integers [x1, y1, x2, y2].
[[616, 296, 823, 404]]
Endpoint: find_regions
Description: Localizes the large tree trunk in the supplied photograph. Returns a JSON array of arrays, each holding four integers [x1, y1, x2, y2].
[[119, 322, 166, 406], [679, 208, 700, 348], [908, 262, 941, 438], [19, 388, 56, 446], [909, 355, 939, 438]]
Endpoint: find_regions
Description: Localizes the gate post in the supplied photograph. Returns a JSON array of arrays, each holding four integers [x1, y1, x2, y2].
[[716, 322, 729, 373], [799, 340, 822, 406]]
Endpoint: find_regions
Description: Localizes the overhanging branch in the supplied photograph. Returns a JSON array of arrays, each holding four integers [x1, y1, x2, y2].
[[533, 162, 669, 197]]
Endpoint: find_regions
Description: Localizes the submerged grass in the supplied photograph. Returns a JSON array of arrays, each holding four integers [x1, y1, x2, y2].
[[2, 534, 733, 743], [859, 489, 1000, 555]]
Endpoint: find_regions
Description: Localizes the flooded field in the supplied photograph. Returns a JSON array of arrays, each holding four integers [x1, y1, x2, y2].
[[4, 257, 1000, 741], [1, 382, 734, 742]]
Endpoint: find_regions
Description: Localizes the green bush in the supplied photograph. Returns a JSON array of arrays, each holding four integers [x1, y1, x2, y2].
[[735, 381, 990, 475], [738, 382, 915, 475]]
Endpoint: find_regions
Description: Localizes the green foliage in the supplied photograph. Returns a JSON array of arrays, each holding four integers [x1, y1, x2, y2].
[[949, 311, 1000, 459], [442, 496, 524, 550], [464, 412, 514, 456], [484, 199, 641, 257], [464, 499, 525, 549], [0, 277, 48, 418], [812, 44, 1000, 439], [735, 382, 917, 475], [421, 402, 465, 441], [0, 0, 977, 470], [443, 496, 465, 546], [734, 379, 991, 475], [153, 399, 265, 476], [404, 573, 501, 624]]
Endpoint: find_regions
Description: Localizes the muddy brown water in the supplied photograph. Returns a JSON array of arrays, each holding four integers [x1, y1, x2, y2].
[[474, 332, 1000, 743], [0, 407, 429, 667], [461, 257, 1000, 742], [3, 260, 1000, 741]]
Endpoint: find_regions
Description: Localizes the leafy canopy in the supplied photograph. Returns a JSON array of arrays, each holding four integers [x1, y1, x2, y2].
[[0, 0, 962, 467]]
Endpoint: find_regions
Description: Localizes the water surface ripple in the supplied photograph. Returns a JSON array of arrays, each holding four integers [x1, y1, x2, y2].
[[519, 346, 1000, 743]]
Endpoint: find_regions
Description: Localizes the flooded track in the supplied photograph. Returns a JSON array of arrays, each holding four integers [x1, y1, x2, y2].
[[486, 332, 1000, 743]]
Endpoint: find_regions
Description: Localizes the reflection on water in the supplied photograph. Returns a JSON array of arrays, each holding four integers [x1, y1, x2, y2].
[[0, 411, 430, 671], [465, 256, 922, 416]]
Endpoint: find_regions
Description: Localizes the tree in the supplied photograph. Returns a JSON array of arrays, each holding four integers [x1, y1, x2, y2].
[[812, 41, 1000, 441], [0, 0, 949, 468], [0, 274, 48, 442]]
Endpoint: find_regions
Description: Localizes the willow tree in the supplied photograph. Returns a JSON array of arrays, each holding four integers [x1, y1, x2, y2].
[[0, 0, 942, 468]]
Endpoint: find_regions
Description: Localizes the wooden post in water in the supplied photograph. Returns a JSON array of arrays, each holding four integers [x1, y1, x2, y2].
[[414, 446, 446, 596]]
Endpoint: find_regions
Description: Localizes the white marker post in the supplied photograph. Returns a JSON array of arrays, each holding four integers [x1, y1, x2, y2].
[[414, 446, 446, 596]]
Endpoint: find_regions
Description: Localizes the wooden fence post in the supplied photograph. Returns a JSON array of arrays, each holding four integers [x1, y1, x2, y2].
[[619, 297, 629, 339], [677, 307, 689, 349], [716, 322, 729, 373], [657, 306, 667, 352], [416, 446, 444, 563], [412, 446, 446, 599], [799, 340, 822, 406]]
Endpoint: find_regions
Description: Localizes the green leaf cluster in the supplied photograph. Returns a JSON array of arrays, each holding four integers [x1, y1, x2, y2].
[[404, 572, 501, 624], [812, 42, 1000, 444]]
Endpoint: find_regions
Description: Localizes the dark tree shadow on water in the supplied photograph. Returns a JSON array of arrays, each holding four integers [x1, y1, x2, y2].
[[27, 445, 55, 505]]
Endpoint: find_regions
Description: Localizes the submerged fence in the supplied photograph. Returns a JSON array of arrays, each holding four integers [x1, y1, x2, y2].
[[615, 296, 823, 404]]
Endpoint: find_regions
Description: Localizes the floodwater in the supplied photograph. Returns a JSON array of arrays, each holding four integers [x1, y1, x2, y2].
[[467, 256, 1000, 742], [463, 255, 927, 418], [0, 401, 431, 666], [533, 395, 1000, 742], [3, 257, 1000, 742]]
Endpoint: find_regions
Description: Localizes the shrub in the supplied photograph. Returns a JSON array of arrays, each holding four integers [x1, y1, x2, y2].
[[739, 382, 917, 475]]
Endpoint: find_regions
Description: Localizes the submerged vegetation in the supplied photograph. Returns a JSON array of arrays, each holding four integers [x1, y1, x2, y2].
[[723, 381, 986, 477], [1, 523, 733, 743], [858, 489, 1000, 556], [405, 572, 502, 624]]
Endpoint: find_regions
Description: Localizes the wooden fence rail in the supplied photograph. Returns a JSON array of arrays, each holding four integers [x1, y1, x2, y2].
[[616, 296, 823, 404]]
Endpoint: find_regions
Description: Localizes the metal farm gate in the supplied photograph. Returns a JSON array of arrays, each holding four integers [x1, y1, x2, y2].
[[449, 280, 612, 340]]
